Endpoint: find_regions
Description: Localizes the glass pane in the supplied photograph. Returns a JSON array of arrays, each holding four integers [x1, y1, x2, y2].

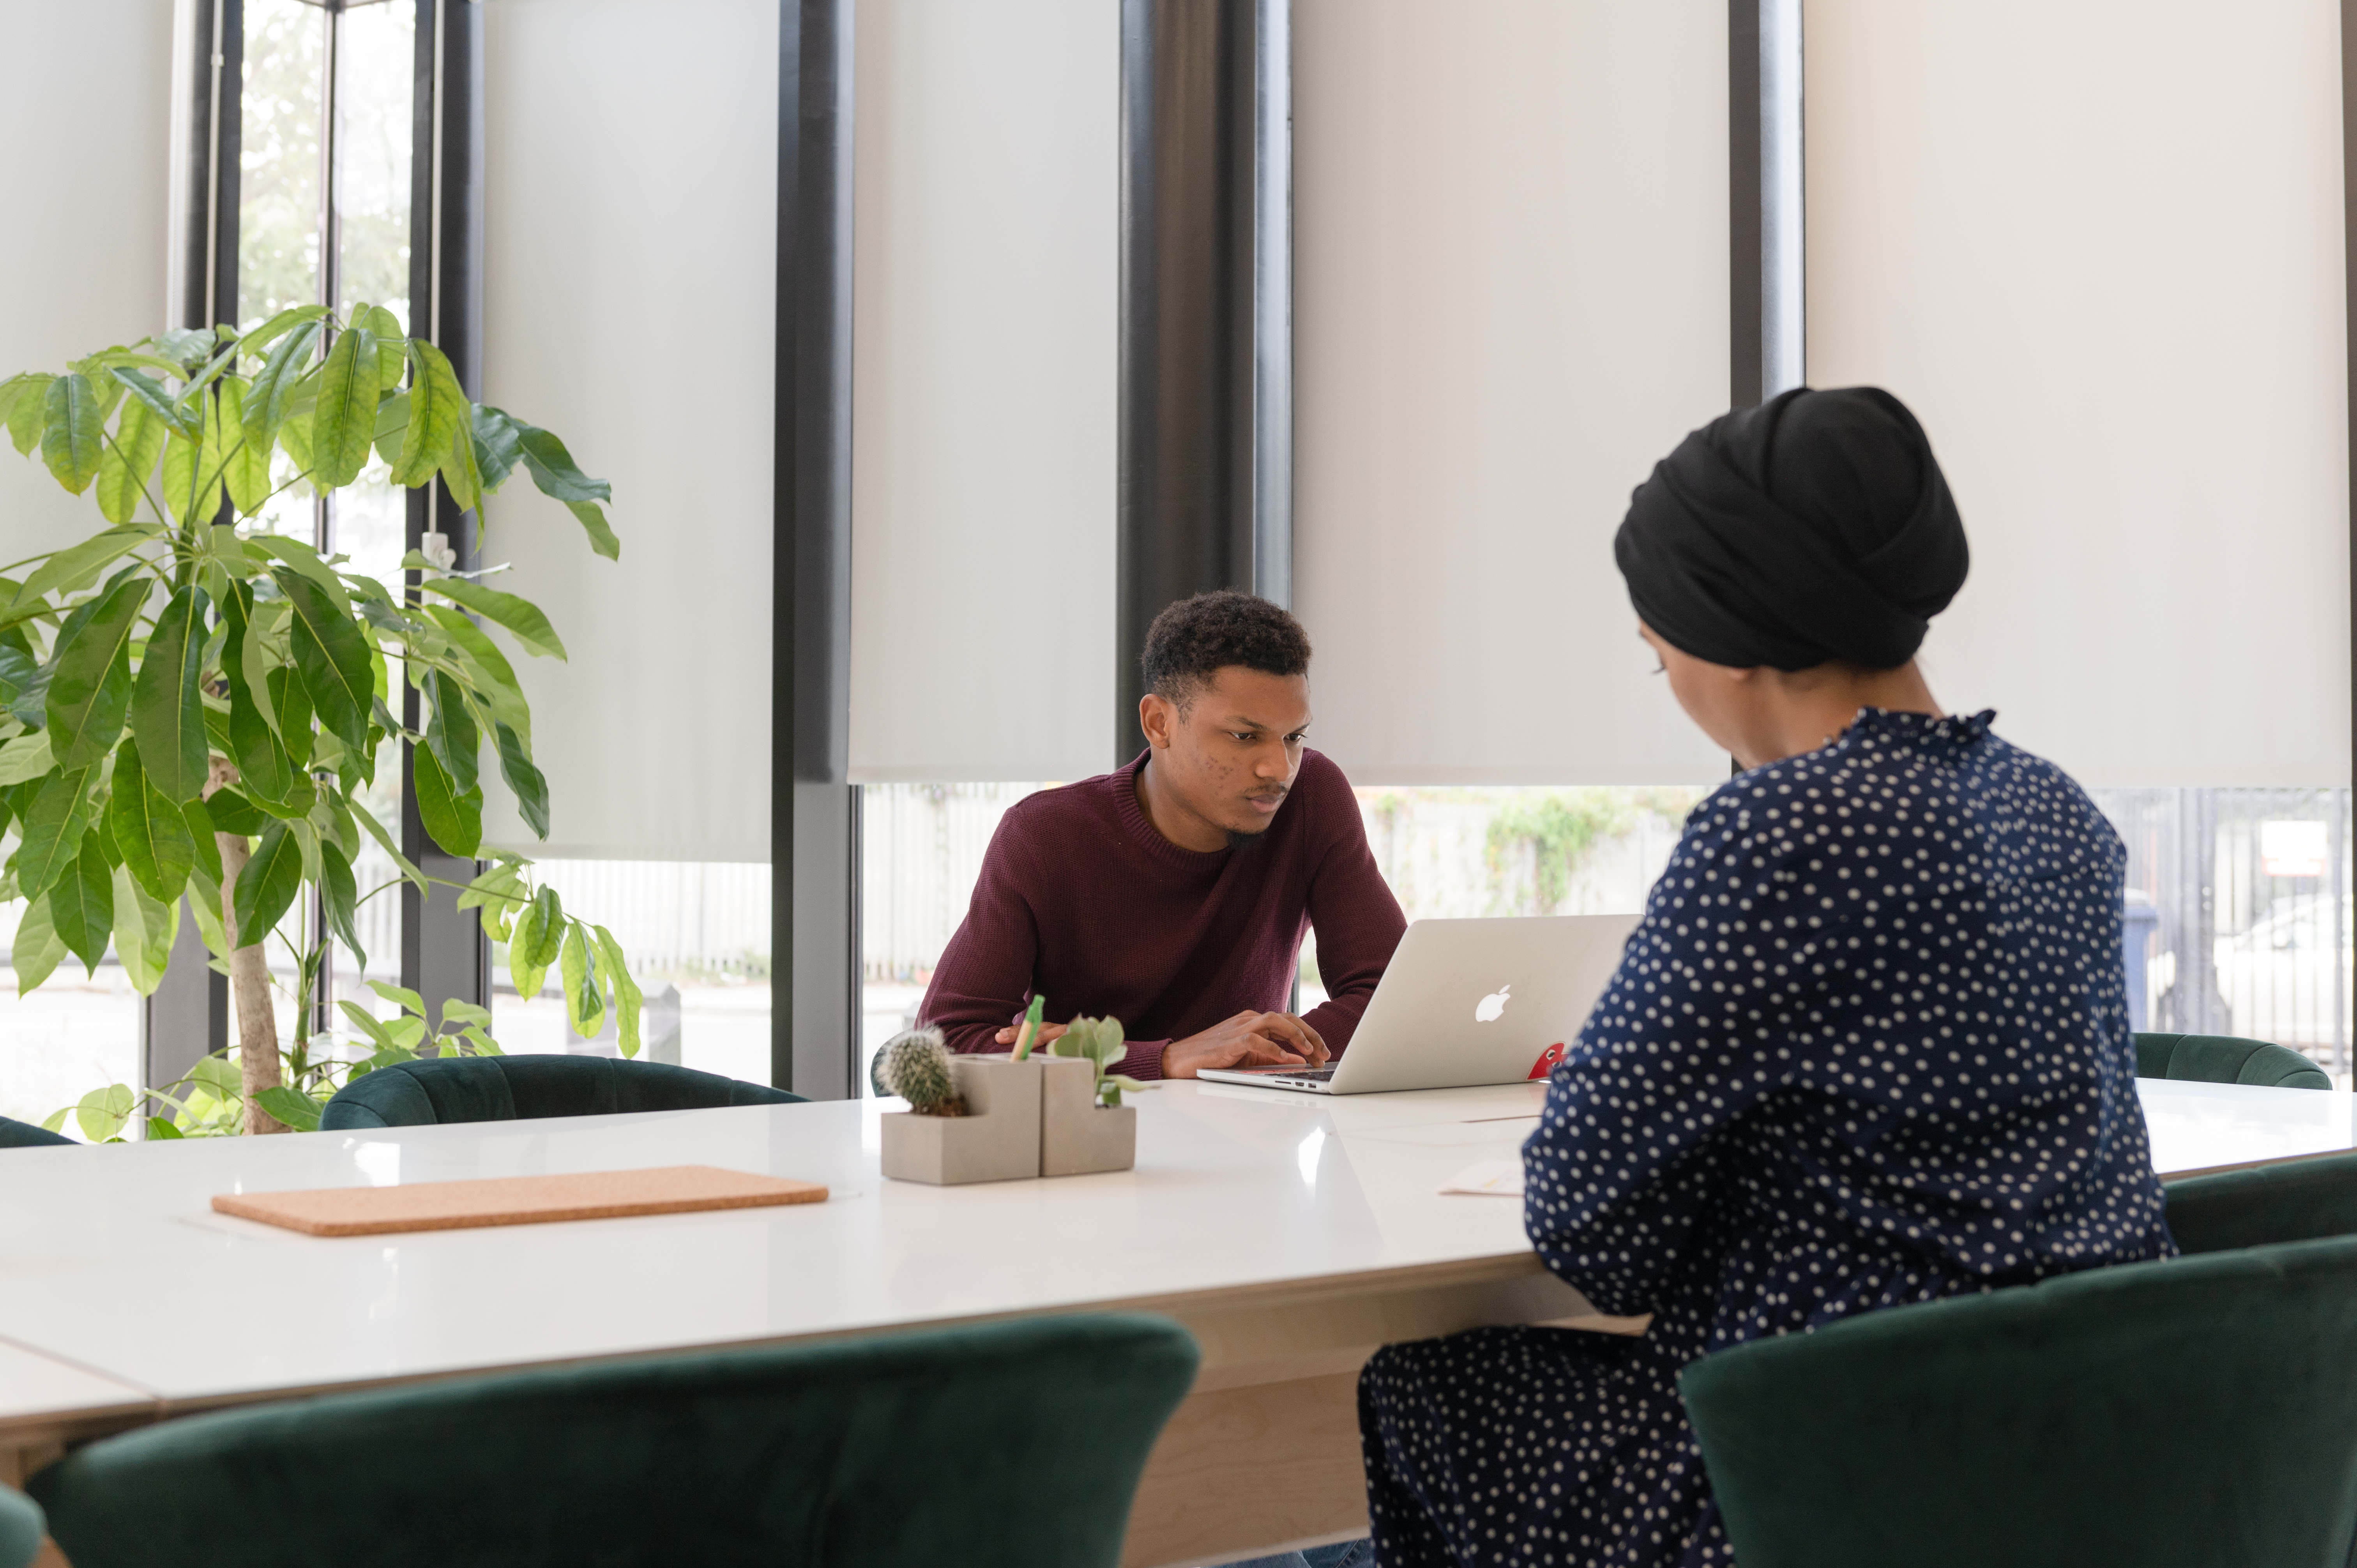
[[490, 862, 773, 1086], [1316, 785, 1709, 1009], [2092, 787, 2353, 1085], [0, 901, 143, 1132], [861, 785, 1054, 1093], [857, 782, 1707, 1081], [321, 2, 414, 1030], [332, 1, 415, 334], [237, 0, 328, 331]]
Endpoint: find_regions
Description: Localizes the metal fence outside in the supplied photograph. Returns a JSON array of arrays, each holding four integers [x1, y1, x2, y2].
[[2090, 787, 2351, 1078]]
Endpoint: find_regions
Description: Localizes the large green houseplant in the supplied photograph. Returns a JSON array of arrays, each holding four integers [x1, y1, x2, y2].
[[0, 305, 641, 1137]]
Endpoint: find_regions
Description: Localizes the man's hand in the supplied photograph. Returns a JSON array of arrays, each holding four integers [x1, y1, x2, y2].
[[1161, 1012, 1329, 1079], [992, 1020, 1069, 1050]]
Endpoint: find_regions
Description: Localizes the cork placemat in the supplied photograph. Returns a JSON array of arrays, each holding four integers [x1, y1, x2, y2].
[[212, 1165, 829, 1237]]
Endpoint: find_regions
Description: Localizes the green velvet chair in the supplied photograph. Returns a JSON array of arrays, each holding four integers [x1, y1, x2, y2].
[[32, 1313, 1199, 1568], [2165, 1149, 2357, 1254], [318, 1054, 806, 1130], [0, 1487, 43, 1568], [2135, 1029, 2332, 1089], [1678, 1235, 2357, 1568], [0, 1116, 71, 1149]]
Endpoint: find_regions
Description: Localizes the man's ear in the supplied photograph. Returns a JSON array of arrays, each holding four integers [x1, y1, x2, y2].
[[1139, 692, 1175, 750]]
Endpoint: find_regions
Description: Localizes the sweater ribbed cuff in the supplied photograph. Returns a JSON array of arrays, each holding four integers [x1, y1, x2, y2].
[[1120, 1038, 1169, 1082]]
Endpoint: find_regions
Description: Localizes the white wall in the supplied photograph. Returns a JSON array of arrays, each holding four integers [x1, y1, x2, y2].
[[480, 0, 779, 859], [1808, 0, 2350, 787], [0, 0, 177, 564], [1291, 0, 1732, 787], [845, 0, 1117, 784]]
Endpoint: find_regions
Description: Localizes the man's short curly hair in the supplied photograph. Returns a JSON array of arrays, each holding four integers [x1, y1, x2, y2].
[[1141, 590, 1312, 710]]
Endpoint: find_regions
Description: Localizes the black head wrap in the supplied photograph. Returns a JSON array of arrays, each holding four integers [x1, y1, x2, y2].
[[1614, 386, 1968, 671]]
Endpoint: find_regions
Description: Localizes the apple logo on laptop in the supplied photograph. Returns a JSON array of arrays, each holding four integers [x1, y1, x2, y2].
[[1474, 985, 1511, 1023]]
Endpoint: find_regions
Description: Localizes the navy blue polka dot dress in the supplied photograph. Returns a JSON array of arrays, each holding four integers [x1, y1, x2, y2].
[[1357, 710, 2175, 1566]]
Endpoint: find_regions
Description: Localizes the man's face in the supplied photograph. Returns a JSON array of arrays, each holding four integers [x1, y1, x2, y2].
[[1142, 667, 1313, 838]]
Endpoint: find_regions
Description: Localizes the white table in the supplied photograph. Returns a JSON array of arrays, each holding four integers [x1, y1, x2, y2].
[[0, 1076, 2344, 1565]]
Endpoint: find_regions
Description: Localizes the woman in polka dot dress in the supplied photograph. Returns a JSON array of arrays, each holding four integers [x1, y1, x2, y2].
[[1355, 388, 2175, 1567]]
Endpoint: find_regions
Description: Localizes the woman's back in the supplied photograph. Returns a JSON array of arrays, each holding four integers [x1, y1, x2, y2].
[[1525, 707, 2173, 1335]]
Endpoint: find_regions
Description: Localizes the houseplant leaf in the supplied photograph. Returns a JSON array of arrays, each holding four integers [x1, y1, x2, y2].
[[425, 577, 567, 660], [508, 896, 549, 1001], [592, 925, 642, 1057], [106, 366, 202, 441], [0, 731, 52, 785], [560, 922, 603, 1039], [493, 721, 549, 839], [274, 567, 372, 750], [201, 787, 265, 837], [243, 318, 322, 453], [410, 745, 482, 858], [110, 861, 177, 996], [392, 341, 468, 487], [421, 668, 478, 793], [45, 572, 148, 768], [319, 840, 364, 972], [182, 798, 225, 884], [159, 424, 222, 527], [129, 583, 210, 802], [108, 743, 198, 905], [49, 832, 115, 974], [216, 380, 271, 515], [15, 766, 96, 900], [514, 424, 618, 560], [12, 893, 65, 992], [253, 1086, 321, 1133], [41, 373, 106, 494], [94, 397, 168, 525], [232, 819, 304, 943], [311, 324, 380, 487]]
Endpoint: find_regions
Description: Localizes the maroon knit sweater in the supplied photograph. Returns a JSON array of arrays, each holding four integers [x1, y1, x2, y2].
[[919, 749, 1407, 1081]]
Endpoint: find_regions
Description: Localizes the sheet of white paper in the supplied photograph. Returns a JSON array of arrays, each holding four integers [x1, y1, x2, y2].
[[1440, 1158, 1524, 1197]]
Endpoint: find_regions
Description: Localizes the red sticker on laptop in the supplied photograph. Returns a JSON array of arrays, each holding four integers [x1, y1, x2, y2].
[[1527, 1042, 1567, 1080]]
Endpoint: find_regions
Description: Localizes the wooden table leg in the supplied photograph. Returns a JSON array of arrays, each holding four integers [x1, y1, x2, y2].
[[1122, 1370, 1368, 1568]]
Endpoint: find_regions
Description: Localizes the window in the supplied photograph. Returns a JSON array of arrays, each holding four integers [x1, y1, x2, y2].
[[231, 0, 415, 1049], [491, 862, 771, 1081], [2094, 788, 2352, 1085]]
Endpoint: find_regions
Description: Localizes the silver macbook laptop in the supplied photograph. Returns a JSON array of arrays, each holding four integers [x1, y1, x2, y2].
[[1196, 913, 1641, 1095]]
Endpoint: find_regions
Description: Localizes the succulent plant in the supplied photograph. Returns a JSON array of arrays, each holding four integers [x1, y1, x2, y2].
[[1051, 1016, 1150, 1108], [875, 1026, 964, 1115]]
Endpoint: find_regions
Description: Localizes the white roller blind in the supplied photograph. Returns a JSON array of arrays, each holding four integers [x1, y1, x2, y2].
[[1807, 1, 2349, 787], [1291, 1, 1732, 787], [480, 0, 777, 860], [845, 0, 1116, 784], [0, 2, 174, 561]]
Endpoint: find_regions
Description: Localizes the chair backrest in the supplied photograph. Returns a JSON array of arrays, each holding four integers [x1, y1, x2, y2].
[[1679, 1236, 2357, 1568], [2164, 1150, 2357, 1254], [0, 1116, 72, 1150], [2135, 1030, 2332, 1089], [32, 1313, 1199, 1568], [0, 1486, 44, 1568], [318, 1054, 806, 1130]]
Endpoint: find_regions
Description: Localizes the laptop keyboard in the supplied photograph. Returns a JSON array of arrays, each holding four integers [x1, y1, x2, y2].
[[1275, 1066, 1336, 1081]]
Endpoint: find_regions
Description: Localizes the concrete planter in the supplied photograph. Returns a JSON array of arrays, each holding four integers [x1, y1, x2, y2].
[[1039, 1056, 1138, 1177], [880, 1055, 1043, 1185]]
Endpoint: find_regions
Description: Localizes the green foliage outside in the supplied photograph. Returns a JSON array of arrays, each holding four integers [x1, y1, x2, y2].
[[0, 307, 635, 1137], [1484, 788, 1702, 912]]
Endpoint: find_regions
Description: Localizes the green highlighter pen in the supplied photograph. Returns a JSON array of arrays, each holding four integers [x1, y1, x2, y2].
[[1011, 994, 1047, 1060]]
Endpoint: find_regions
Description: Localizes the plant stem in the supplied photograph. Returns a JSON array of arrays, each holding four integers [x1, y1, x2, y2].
[[205, 756, 288, 1134]]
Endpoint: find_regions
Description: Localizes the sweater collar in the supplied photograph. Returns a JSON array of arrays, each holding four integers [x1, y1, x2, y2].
[[1112, 750, 1242, 872]]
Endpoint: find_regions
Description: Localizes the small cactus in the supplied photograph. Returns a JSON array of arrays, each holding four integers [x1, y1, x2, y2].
[[876, 1026, 964, 1115]]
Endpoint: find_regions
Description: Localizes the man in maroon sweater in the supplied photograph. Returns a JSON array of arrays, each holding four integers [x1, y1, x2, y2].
[[920, 590, 1407, 1083]]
